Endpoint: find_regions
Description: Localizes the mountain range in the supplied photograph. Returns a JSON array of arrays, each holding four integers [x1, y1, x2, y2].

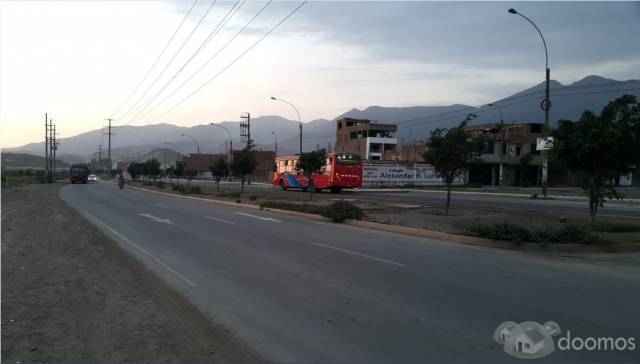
[[5, 75, 639, 163]]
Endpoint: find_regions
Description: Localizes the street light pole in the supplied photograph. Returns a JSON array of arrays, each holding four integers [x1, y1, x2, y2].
[[209, 123, 232, 164], [180, 133, 200, 155], [272, 131, 278, 157], [508, 8, 551, 198], [488, 103, 505, 187], [271, 96, 302, 155]]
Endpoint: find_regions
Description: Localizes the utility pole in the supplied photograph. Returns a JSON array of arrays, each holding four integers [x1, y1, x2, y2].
[[105, 118, 114, 172], [98, 144, 102, 171], [44, 113, 49, 176], [49, 119, 54, 174], [240, 112, 252, 150], [52, 124, 57, 177]]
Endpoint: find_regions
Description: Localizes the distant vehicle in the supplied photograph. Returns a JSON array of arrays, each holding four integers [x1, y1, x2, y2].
[[273, 153, 362, 193], [69, 164, 90, 184], [88, 174, 97, 183]]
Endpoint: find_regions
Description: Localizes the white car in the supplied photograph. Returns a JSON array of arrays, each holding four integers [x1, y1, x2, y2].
[[88, 174, 98, 183]]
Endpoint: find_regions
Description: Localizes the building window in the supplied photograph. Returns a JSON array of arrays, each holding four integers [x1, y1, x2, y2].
[[284, 160, 288, 166], [530, 143, 540, 156], [502, 142, 507, 155], [530, 124, 542, 133], [485, 142, 495, 154], [350, 132, 357, 139], [515, 146, 521, 156], [338, 122, 342, 129]]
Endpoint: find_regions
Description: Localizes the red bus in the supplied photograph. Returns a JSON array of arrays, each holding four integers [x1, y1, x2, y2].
[[273, 153, 362, 193], [69, 164, 90, 184]]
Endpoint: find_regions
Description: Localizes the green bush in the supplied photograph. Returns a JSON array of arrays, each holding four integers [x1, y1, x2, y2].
[[249, 195, 258, 201], [172, 184, 181, 191], [466, 223, 599, 245], [325, 200, 365, 223], [591, 223, 640, 233], [155, 181, 167, 189], [143, 180, 154, 186], [259, 200, 364, 223], [230, 191, 241, 199], [187, 185, 202, 194]]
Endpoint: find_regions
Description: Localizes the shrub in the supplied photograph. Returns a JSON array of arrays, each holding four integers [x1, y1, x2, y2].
[[155, 181, 167, 189], [466, 223, 599, 245], [172, 184, 181, 191], [143, 180, 154, 186], [230, 191, 241, 199], [249, 195, 258, 201], [324, 200, 365, 223], [188, 185, 202, 194], [260, 200, 329, 216], [591, 223, 640, 233]]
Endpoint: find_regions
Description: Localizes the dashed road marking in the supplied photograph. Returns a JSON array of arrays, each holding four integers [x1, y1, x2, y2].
[[312, 242, 405, 267], [233, 212, 282, 223], [204, 215, 235, 224], [139, 213, 173, 225]]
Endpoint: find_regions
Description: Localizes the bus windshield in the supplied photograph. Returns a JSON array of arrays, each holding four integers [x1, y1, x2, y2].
[[336, 153, 360, 165]]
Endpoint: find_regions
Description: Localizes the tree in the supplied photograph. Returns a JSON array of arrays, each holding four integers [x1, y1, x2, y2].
[[210, 158, 229, 191], [143, 159, 161, 182], [174, 161, 185, 185], [551, 95, 640, 224], [423, 114, 486, 215], [297, 149, 327, 200], [128, 162, 143, 181], [230, 149, 257, 193]]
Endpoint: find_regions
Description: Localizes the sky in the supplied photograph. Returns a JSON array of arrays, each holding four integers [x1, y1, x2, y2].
[[1, 1, 639, 148]]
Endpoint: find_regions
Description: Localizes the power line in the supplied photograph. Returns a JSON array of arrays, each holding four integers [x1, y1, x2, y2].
[[146, 0, 307, 124], [125, 0, 246, 126], [119, 0, 217, 123], [127, 0, 272, 127], [110, 0, 198, 120]]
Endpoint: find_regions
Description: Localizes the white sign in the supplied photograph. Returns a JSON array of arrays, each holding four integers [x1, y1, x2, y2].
[[363, 165, 463, 185], [536, 137, 554, 151]]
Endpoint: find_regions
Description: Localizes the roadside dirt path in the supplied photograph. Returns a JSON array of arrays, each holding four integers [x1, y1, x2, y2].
[[1, 183, 262, 363]]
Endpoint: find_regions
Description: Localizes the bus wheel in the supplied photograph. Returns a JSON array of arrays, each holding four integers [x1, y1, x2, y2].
[[315, 188, 322, 193], [330, 187, 342, 194], [279, 180, 287, 191]]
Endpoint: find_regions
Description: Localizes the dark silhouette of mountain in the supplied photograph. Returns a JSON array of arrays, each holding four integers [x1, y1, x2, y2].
[[7, 75, 638, 161]]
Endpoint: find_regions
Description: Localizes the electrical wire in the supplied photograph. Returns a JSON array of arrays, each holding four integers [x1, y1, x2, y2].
[[124, 0, 245, 125], [118, 0, 217, 123], [109, 0, 198, 120]]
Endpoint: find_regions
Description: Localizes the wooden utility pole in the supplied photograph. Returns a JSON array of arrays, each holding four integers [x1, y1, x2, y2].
[[105, 118, 114, 171], [98, 144, 102, 170], [44, 113, 49, 175]]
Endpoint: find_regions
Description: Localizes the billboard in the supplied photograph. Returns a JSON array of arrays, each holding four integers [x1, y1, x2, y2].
[[363, 165, 464, 185]]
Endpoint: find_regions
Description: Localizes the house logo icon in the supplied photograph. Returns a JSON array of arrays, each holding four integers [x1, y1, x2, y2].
[[494, 321, 561, 359]]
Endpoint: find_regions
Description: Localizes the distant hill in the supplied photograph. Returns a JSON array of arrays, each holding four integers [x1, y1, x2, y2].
[[1, 152, 68, 169], [6, 75, 638, 161]]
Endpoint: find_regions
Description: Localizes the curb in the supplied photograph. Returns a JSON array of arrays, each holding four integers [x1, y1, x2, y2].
[[127, 184, 640, 255], [402, 189, 640, 204]]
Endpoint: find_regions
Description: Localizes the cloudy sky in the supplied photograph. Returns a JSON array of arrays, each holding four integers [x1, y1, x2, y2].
[[1, 1, 639, 148]]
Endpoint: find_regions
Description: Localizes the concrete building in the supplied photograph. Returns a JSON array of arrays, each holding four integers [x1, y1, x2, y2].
[[466, 123, 544, 186], [335, 118, 397, 161], [398, 141, 428, 164], [182, 150, 275, 181]]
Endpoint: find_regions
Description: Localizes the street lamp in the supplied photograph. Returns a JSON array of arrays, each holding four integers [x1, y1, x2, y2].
[[488, 103, 505, 187], [180, 133, 200, 155], [508, 7, 551, 197], [209, 123, 232, 163], [270, 96, 302, 155], [272, 131, 278, 157]]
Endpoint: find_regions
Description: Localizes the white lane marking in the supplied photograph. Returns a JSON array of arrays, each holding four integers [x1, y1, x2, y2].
[[204, 215, 235, 224], [156, 204, 171, 209], [139, 213, 173, 225], [312, 242, 405, 267], [66, 201, 197, 287], [233, 212, 282, 223]]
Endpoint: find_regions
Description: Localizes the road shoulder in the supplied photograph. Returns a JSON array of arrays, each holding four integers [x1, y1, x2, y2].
[[1, 183, 262, 362]]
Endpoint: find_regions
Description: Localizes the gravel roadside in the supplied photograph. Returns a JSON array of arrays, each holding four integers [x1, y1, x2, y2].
[[1, 183, 263, 363]]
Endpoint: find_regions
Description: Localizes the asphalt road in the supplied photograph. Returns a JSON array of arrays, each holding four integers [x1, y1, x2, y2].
[[171, 178, 640, 219], [352, 190, 640, 219], [60, 182, 640, 363]]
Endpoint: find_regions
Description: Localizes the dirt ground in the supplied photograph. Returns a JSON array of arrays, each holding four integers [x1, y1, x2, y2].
[[1, 183, 262, 363], [133, 180, 640, 243]]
